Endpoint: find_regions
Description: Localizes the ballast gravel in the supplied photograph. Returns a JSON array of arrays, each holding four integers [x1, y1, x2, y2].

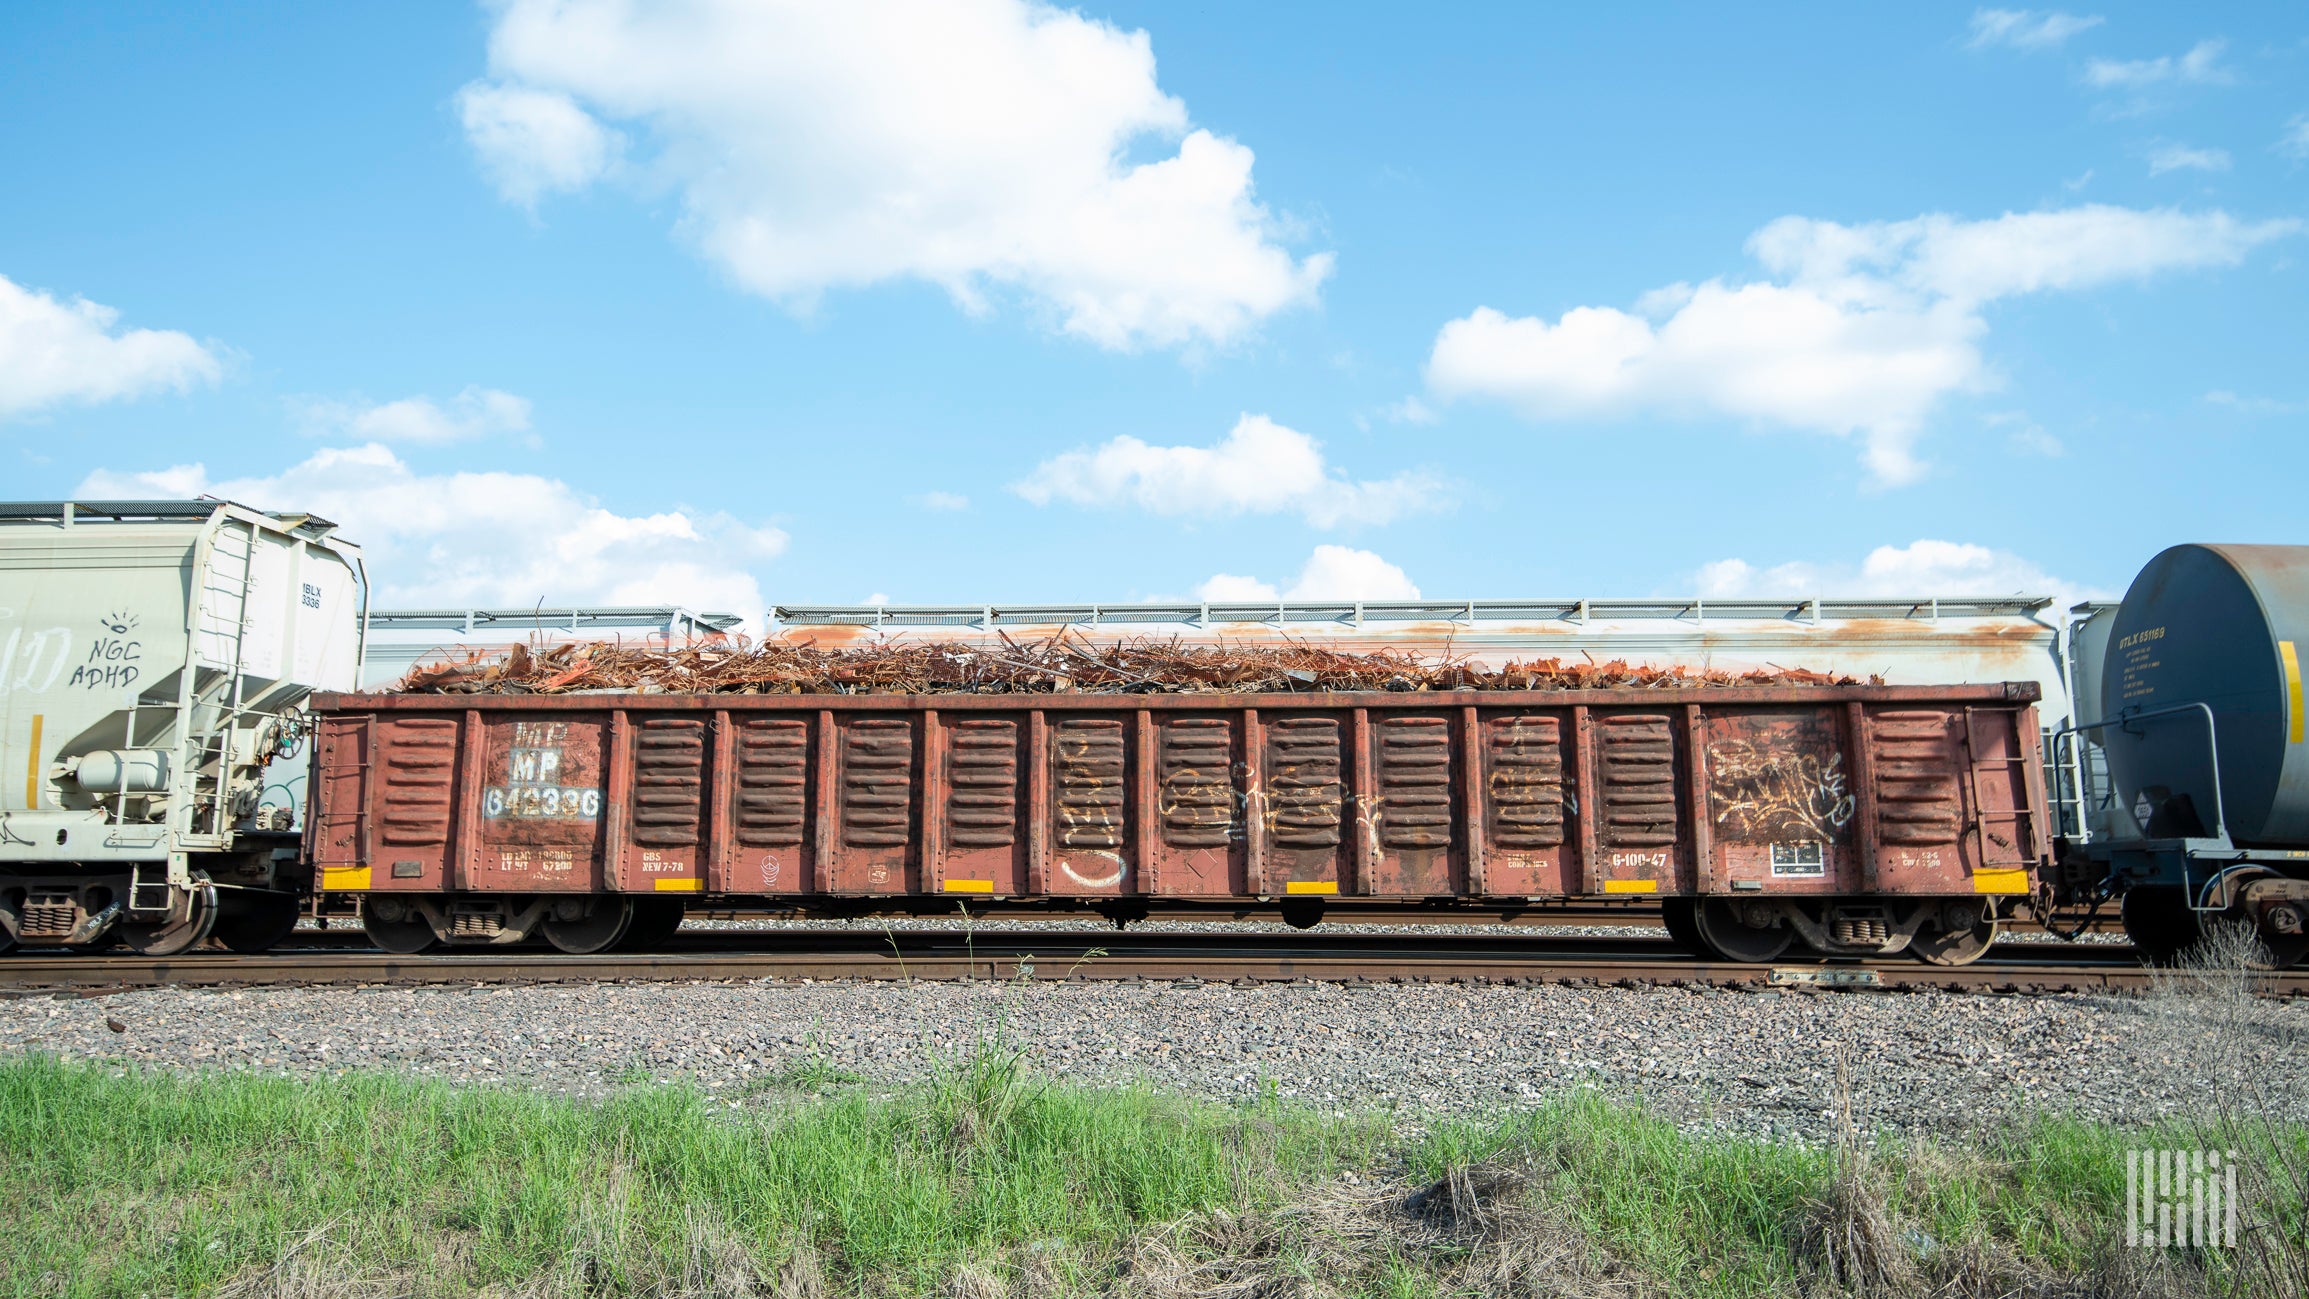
[[6, 973, 2302, 1144]]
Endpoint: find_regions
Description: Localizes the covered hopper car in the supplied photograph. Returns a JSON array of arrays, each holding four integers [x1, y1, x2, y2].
[[302, 684, 2050, 965]]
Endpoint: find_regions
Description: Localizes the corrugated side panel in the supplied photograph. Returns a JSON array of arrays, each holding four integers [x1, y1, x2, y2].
[[833, 716, 915, 892], [1480, 712, 1570, 896], [621, 716, 705, 891], [726, 715, 809, 892], [1153, 715, 1241, 895], [938, 715, 1026, 896], [1593, 713, 1682, 891], [1263, 714, 1344, 893], [1368, 714, 1455, 896], [1048, 715, 1130, 893]]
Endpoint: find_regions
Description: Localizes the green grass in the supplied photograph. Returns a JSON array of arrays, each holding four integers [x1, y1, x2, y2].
[[1, 1054, 2296, 1297], [0, 1053, 1377, 1297]]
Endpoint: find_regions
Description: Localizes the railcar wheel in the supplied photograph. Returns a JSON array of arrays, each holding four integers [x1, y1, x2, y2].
[[118, 884, 218, 957], [362, 899, 438, 955], [617, 898, 685, 951], [1912, 921, 1999, 966], [1660, 900, 1705, 954], [1692, 899, 1791, 963], [542, 899, 632, 955], [2121, 886, 2201, 965], [211, 890, 302, 954]]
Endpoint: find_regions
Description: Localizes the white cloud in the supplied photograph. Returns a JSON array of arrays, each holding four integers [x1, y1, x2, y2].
[[1696, 540, 2084, 601], [294, 387, 533, 444], [1427, 205, 2299, 485], [1014, 414, 1445, 527], [0, 273, 220, 421], [77, 444, 783, 616], [2085, 38, 2232, 90], [1374, 395, 1438, 425], [457, 83, 621, 207], [913, 491, 970, 511], [2205, 389, 2309, 416], [1195, 572, 1280, 602], [2283, 116, 2309, 160], [2147, 142, 2231, 175], [459, 0, 1328, 351], [1965, 9, 2103, 50], [1196, 544, 1421, 603]]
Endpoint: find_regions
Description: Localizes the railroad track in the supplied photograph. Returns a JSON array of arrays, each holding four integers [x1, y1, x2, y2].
[[0, 929, 2271, 996]]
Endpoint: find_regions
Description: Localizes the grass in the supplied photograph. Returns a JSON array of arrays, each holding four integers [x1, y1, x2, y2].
[[3, 1050, 2295, 1298]]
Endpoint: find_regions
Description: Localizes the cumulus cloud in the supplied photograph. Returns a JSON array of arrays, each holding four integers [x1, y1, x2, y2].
[[1426, 205, 2299, 485], [2085, 38, 2231, 90], [294, 387, 533, 444], [457, 83, 621, 207], [1695, 539, 2091, 602], [2147, 142, 2231, 175], [1965, 9, 2103, 50], [1014, 414, 1445, 527], [0, 273, 220, 421], [458, 0, 1328, 351], [1196, 545, 1421, 603], [77, 445, 783, 616]]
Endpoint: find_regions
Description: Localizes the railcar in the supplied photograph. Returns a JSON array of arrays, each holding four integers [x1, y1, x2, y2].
[[0, 501, 364, 956], [302, 683, 2049, 965], [2051, 544, 2309, 965]]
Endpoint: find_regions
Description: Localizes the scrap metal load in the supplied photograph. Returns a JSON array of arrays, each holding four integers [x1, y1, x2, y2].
[[393, 633, 1871, 696]]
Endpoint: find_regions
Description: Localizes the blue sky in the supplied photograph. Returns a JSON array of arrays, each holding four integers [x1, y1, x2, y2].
[[3, 2, 2303, 617]]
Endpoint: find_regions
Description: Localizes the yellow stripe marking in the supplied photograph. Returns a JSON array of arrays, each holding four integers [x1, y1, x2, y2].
[[24, 714, 41, 809], [1602, 879, 1659, 894], [1284, 880, 1339, 895], [2283, 640, 2303, 744], [319, 866, 372, 891], [942, 879, 995, 894], [653, 878, 704, 892], [1973, 868, 2030, 895]]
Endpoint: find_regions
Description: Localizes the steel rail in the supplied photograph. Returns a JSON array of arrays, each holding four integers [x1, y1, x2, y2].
[[0, 930, 2267, 996]]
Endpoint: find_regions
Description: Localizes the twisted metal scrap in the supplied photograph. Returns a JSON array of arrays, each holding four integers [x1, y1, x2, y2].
[[394, 630, 1868, 695]]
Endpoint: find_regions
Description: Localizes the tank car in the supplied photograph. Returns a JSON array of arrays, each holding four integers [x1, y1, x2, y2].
[[0, 501, 365, 954], [2053, 544, 2309, 965]]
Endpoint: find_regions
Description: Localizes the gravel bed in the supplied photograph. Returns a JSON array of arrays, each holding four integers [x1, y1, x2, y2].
[[8, 974, 2297, 1145]]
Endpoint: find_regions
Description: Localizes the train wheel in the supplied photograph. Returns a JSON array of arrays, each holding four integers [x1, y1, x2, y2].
[[362, 899, 438, 955], [617, 898, 686, 951], [542, 899, 632, 955], [118, 884, 218, 956], [1660, 900, 1705, 954], [1912, 921, 1999, 966], [2121, 886, 2201, 965], [210, 890, 302, 954], [1692, 899, 1791, 963]]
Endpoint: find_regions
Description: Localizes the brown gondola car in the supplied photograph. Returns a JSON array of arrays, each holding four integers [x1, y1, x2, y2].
[[305, 682, 2049, 965]]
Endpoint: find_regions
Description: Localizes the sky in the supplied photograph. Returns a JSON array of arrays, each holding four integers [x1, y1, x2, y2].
[[2, 2, 2304, 620]]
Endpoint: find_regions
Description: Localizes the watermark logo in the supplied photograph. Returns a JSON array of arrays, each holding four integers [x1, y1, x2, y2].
[[2127, 1149, 2238, 1248]]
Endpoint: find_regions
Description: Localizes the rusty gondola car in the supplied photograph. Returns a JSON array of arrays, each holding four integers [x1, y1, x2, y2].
[[306, 682, 2049, 966]]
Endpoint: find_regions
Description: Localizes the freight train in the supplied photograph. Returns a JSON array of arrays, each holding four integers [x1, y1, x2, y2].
[[2, 501, 2302, 968]]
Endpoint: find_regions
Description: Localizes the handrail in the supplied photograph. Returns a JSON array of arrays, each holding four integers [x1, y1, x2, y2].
[[2049, 703, 2231, 906]]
